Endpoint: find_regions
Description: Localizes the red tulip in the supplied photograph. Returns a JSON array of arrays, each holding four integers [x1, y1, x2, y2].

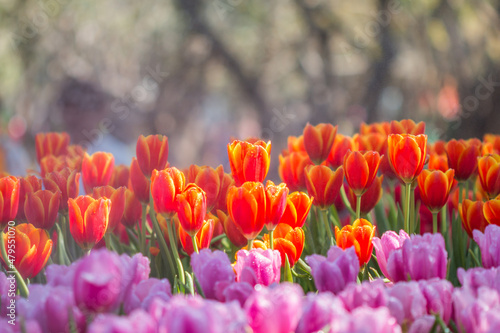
[[335, 218, 375, 266], [81, 152, 114, 194], [279, 191, 313, 228], [217, 210, 247, 247], [459, 199, 489, 238], [445, 139, 481, 182], [304, 165, 344, 209], [43, 168, 80, 211], [151, 167, 185, 217], [92, 186, 126, 232], [360, 122, 390, 136], [213, 172, 235, 213], [387, 134, 427, 184], [35, 132, 70, 164], [417, 169, 455, 213], [389, 119, 426, 135], [278, 152, 313, 192], [303, 123, 337, 164], [428, 153, 449, 172], [185, 164, 225, 211], [355, 133, 386, 153], [346, 176, 383, 216], [0, 176, 20, 230], [264, 181, 289, 231], [39, 155, 68, 177], [179, 219, 213, 255], [130, 157, 150, 203], [176, 184, 207, 237], [226, 181, 266, 241], [68, 196, 111, 250], [136, 134, 169, 177], [477, 154, 500, 199], [227, 140, 271, 186], [327, 134, 355, 169], [483, 199, 500, 226], [286, 135, 306, 154], [24, 190, 61, 230], [270, 222, 304, 267], [343, 150, 381, 196], [122, 189, 142, 228], [109, 164, 130, 188], [16, 175, 42, 221]]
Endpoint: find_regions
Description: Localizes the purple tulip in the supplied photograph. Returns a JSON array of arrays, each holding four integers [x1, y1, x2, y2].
[[386, 249, 406, 283], [296, 292, 347, 333], [87, 309, 156, 333], [418, 278, 453, 323], [408, 315, 436, 333], [119, 252, 150, 303], [45, 263, 77, 288], [245, 283, 304, 333], [123, 278, 171, 314], [386, 281, 427, 325], [216, 282, 254, 307], [233, 248, 281, 287], [331, 306, 402, 333], [339, 279, 388, 311], [402, 233, 447, 281], [191, 249, 235, 299], [453, 286, 500, 333], [373, 230, 410, 281], [0, 271, 15, 318], [306, 246, 359, 294], [458, 267, 500, 295], [474, 224, 500, 269]]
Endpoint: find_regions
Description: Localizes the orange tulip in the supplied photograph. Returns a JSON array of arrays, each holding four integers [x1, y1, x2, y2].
[[303, 123, 337, 164], [483, 134, 500, 155], [355, 133, 386, 153], [16, 175, 42, 221], [445, 139, 481, 182], [179, 219, 214, 255], [35, 132, 70, 164], [389, 119, 426, 135], [335, 218, 375, 266], [477, 154, 500, 199], [459, 199, 489, 238], [217, 210, 247, 247], [278, 152, 313, 192], [0, 176, 20, 229], [130, 157, 150, 203], [304, 165, 344, 209], [279, 191, 313, 228], [24, 190, 61, 230], [264, 181, 289, 231], [2, 223, 52, 279], [327, 134, 355, 169], [136, 134, 169, 177], [151, 167, 185, 217], [387, 134, 427, 184], [109, 164, 130, 188], [43, 168, 80, 211], [346, 176, 383, 216], [227, 140, 271, 186], [81, 152, 114, 194], [484, 199, 500, 226], [39, 155, 68, 177], [92, 186, 126, 232], [185, 164, 225, 211], [122, 189, 142, 228], [417, 169, 455, 213], [428, 153, 449, 172], [226, 181, 266, 241], [360, 122, 390, 136], [269, 223, 304, 267], [287, 135, 306, 154], [213, 172, 235, 213], [430, 140, 447, 155], [176, 184, 207, 237], [68, 196, 111, 250], [343, 150, 381, 197]]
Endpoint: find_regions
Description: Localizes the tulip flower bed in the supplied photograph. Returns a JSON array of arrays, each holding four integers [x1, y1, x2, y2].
[[2, 120, 500, 332]]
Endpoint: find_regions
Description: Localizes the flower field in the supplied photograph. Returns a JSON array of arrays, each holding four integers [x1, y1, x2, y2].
[[2, 120, 500, 332]]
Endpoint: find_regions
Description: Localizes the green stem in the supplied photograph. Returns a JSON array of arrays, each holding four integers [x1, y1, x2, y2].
[[441, 206, 447, 235], [247, 238, 254, 250], [319, 209, 334, 248], [356, 195, 362, 220], [104, 233, 112, 251], [340, 186, 356, 217], [404, 182, 412, 234], [432, 212, 438, 234], [55, 223, 71, 265], [191, 234, 199, 254], [165, 217, 185, 286], [410, 186, 416, 234], [84, 249, 91, 256], [0, 231, 29, 298], [269, 230, 274, 250], [140, 203, 148, 255]]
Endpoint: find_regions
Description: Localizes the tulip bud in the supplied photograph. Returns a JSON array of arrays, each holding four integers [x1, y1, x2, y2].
[[25, 190, 61, 230], [227, 140, 271, 186], [81, 152, 115, 194], [303, 123, 337, 164], [136, 134, 169, 177]]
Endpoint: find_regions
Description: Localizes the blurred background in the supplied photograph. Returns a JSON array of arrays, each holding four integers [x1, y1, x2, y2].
[[1, 0, 500, 176]]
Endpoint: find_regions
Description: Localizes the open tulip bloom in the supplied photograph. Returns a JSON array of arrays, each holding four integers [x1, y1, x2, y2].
[[5, 120, 500, 332]]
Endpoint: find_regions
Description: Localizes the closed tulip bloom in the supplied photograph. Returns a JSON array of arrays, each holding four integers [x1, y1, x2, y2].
[[343, 150, 381, 196], [335, 218, 376, 266], [186, 164, 225, 211], [402, 233, 447, 280], [176, 184, 207, 236], [92, 186, 126, 232], [346, 175, 383, 216], [0, 176, 20, 229], [270, 223, 305, 267], [122, 189, 142, 228], [226, 181, 266, 240], [136, 134, 169, 177], [16, 175, 42, 222], [327, 134, 355, 169], [295, 293, 347, 333], [82, 152, 115, 194], [24, 190, 61, 230], [213, 172, 234, 212], [35, 132, 70, 164], [43, 168, 80, 211], [233, 248, 281, 286], [387, 134, 427, 184], [484, 199, 500, 226], [129, 157, 150, 203], [2, 223, 52, 279], [459, 199, 490, 237], [428, 153, 449, 172], [191, 249, 235, 300], [303, 123, 337, 164], [390, 119, 426, 135], [39, 155, 68, 177], [287, 135, 306, 153], [151, 167, 185, 217], [109, 164, 130, 188], [473, 224, 500, 269], [372, 230, 410, 281], [387, 281, 427, 324], [417, 169, 455, 213], [360, 121, 390, 136], [68, 196, 111, 250], [478, 154, 500, 199], [445, 139, 481, 182], [217, 210, 247, 247], [355, 133, 386, 153], [278, 152, 313, 191], [264, 181, 289, 231], [305, 165, 344, 209], [279, 191, 313, 228], [227, 139, 271, 186], [179, 219, 213, 255]]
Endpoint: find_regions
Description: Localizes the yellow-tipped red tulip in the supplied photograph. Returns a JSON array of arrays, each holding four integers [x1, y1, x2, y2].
[[428, 153, 449, 172], [387, 134, 427, 184], [278, 152, 313, 192], [303, 123, 337, 164], [264, 181, 289, 231], [477, 154, 500, 199], [343, 150, 381, 197], [81, 152, 115, 194], [459, 199, 489, 238], [179, 219, 214, 255], [417, 169, 455, 213], [279, 191, 313, 228], [130, 157, 150, 203], [483, 199, 500, 226], [122, 189, 142, 228], [151, 167, 185, 217], [335, 218, 375, 266], [110, 164, 130, 188], [389, 119, 426, 135], [327, 134, 355, 169], [39, 155, 68, 177], [43, 168, 80, 211], [346, 175, 383, 216], [35, 132, 70, 164], [304, 165, 344, 209], [217, 210, 247, 247], [186, 164, 225, 212], [0, 176, 20, 229], [136, 134, 169, 177], [16, 175, 42, 221], [176, 183, 207, 237], [92, 186, 126, 232], [68, 196, 111, 250], [270, 222, 304, 267], [24, 190, 61, 230], [2, 223, 52, 279], [227, 140, 271, 186], [445, 139, 481, 182]]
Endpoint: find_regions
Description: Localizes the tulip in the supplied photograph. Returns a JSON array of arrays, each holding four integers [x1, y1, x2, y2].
[[151, 167, 185, 217], [387, 134, 427, 184], [355, 133, 386, 152], [81, 152, 114, 194], [295, 292, 347, 333], [179, 219, 213, 255], [386, 281, 427, 325], [304, 165, 344, 209], [303, 123, 337, 164], [306, 246, 359, 294], [0, 176, 20, 229], [35, 132, 70, 164], [136, 134, 169, 177], [484, 198, 500, 226], [216, 281, 254, 306], [88, 310, 156, 332], [109, 164, 130, 188], [176, 184, 207, 245], [227, 139, 271, 186], [129, 157, 150, 203], [372, 230, 410, 281], [233, 248, 281, 286], [346, 175, 383, 216], [92, 186, 126, 232], [191, 249, 235, 300], [445, 139, 481, 182], [287, 135, 306, 153], [68, 196, 111, 250], [459, 199, 490, 237], [2, 223, 52, 279], [418, 279, 454, 324], [264, 180, 288, 231], [338, 279, 388, 311], [24, 190, 61, 230], [269, 223, 305, 267], [226, 181, 266, 243], [278, 152, 313, 191], [122, 189, 142, 228], [335, 218, 375, 266], [477, 154, 500, 199], [123, 278, 171, 314], [279, 191, 313, 228], [43, 167, 80, 211], [390, 119, 426, 135], [360, 121, 390, 136], [186, 164, 225, 211], [402, 233, 447, 281], [428, 153, 449, 172], [327, 134, 355, 169], [213, 171, 234, 213], [217, 210, 247, 247], [473, 224, 500, 269], [16, 175, 42, 222], [343, 150, 381, 197]]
